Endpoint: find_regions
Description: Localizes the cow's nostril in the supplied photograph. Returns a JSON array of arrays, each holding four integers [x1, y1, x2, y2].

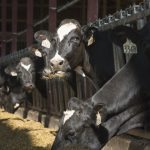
[[50, 62, 54, 67], [59, 60, 64, 65]]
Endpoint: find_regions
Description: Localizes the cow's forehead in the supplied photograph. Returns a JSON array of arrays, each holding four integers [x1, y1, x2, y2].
[[57, 23, 78, 42], [20, 57, 32, 64], [20, 62, 31, 71], [63, 110, 75, 124]]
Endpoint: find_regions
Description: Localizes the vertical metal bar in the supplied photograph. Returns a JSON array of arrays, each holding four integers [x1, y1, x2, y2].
[[87, 0, 99, 22], [12, 0, 18, 51], [49, 0, 57, 32], [103, 0, 107, 17], [1, 0, 7, 56], [27, 0, 33, 47], [81, 0, 86, 24], [116, 0, 121, 10]]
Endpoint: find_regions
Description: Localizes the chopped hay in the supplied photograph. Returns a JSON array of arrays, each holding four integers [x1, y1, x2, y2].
[[0, 109, 56, 150]]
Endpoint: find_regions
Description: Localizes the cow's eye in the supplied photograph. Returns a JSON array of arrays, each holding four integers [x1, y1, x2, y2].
[[51, 38, 56, 45], [70, 37, 80, 43], [17, 71, 22, 75], [65, 130, 76, 140]]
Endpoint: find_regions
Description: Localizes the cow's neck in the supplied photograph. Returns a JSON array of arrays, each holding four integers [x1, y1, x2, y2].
[[91, 56, 141, 116], [82, 48, 99, 90]]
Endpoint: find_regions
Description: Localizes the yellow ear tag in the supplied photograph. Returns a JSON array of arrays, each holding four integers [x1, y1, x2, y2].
[[88, 34, 95, 46], [123, 38, 137, 54]]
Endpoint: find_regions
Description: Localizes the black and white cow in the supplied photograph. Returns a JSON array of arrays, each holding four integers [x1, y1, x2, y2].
[[52, 98, 150, 150], [0, 57, 36, 112], [0, 85, 27, 113], [30, 30, 56, 79], [4, 57, 35, 91], [42, 19, 144, 89], [52, 40, 150, 149]]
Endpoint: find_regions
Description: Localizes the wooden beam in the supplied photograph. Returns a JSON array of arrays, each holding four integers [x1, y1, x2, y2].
[[87, 0, 99, 22], [49, 0, 57, 32]]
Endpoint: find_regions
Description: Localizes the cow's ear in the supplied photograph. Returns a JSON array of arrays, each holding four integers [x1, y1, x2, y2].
[[4, 66, 18, 76], [81, 26, 97, 46], [93, 104, 103, 126], [28, 44, 43, 57], [34, 30, 51, 49], [67, 97, 83, 110]]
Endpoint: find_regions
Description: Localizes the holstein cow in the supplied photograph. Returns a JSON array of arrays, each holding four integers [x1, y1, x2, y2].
[[0, 85, 27, 113], [0, 57, 36, 112], [52, 98, 150, 150], [4, 57, 35, 91], [52, 40, 150, 149], [42, 19, 142, 89], [30, 30, 56, 79]]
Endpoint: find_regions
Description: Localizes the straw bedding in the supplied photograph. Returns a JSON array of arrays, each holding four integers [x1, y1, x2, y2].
[[0, 108, 56, 150]]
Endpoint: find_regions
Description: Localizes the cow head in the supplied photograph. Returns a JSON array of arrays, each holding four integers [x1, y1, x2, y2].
[[52, 97, 103, 150], [5, 57, 35, 92], [30, 30, 59, 79], [33, 30, 53, 57], [39, 19, 92, 79]]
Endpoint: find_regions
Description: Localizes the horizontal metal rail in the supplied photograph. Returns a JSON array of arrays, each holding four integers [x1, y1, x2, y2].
[[0, 48, 34, 67], [4, 0, 81, 43]]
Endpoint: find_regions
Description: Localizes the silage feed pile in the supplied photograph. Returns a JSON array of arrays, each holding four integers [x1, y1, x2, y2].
[[0, 109, 56, 150]]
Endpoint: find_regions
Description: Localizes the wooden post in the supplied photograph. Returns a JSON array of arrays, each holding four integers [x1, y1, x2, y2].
[[87, 0, 99, 23], [27, 0, 33, 47], [1, 0, 7, 56], [49, 0, 57, 32], [12, 0, 18, 51]]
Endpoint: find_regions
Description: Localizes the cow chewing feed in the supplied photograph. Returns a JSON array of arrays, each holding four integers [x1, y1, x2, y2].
[[30, 30, 57, 80], [41, 19, 147, 89]]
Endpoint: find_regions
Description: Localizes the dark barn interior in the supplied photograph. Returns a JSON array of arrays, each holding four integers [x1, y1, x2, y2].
[[1, 0, 150, 150]]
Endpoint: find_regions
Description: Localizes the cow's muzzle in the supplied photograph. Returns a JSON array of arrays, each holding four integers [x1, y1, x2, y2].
[[23, 83, 35, 92]]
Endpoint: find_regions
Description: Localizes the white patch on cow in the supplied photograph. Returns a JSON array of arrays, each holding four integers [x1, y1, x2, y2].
[[74, 66, 86, 77], [88, 34, 95, 46], [20, 62, 31, 71], [63, 110, 75, 124], [35, 49, 42, 57], [51, 51, 65, 63], [14, 103, 20, 109], [96, 112, 101, 126], [6, 86, 10, 92], [41, 38, 51, 48], [57, 23, 77, 42], [10, 71, 17, 76]]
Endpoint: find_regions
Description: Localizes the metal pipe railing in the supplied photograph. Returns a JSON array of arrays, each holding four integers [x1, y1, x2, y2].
[[88, 1, 150, 30]]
